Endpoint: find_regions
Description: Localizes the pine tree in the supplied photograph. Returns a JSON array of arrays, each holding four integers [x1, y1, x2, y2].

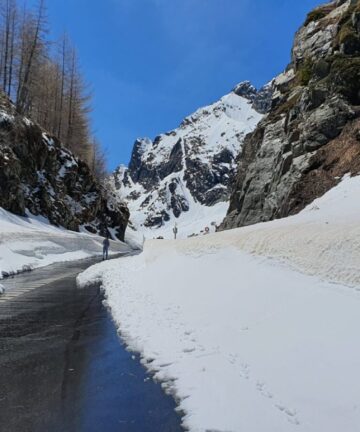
[[0, 0, 107, 179]]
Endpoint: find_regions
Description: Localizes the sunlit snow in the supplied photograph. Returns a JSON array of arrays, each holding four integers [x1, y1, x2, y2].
[[79, 175, 360, 432]]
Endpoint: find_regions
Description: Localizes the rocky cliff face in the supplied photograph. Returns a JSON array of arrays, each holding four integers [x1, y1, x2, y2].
[[221, 0, 360, 229], [0, 92, 129, 241], [112, 82, 269, 230]]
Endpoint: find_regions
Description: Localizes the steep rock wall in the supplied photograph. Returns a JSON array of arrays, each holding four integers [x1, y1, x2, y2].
[[222, 0, 360, 229], [0, 92, 129, 241]]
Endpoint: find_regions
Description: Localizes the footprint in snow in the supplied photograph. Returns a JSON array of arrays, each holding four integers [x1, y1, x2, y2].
[[183, 347, 196, 353], [275, 404, 300, 425], [256, 381, 273, 399], [239, 363, 250, 379], [255, 380, 300, 425], [228, 353, 238, 365]]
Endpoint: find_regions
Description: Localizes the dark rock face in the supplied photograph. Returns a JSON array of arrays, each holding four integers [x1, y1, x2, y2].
[[0, 93, 129, 240], [221, 0, 360, 230], [128, 138, 159, 188], [112, 84, 270, 229], [0, 145, 24, 214], [158, 139, 184, 180], [184, 156, 231, 206], [252, 82, 275, 114], [233, 80, 274, 114], [233, 81, 258, 100]]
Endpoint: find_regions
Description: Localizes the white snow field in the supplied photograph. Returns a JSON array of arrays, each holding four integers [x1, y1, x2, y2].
[[137, 199, 229, 240], [0, 207, 132, 282], [78, 175, 360, 432]]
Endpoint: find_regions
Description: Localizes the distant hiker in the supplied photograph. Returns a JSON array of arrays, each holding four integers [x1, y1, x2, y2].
[[103, 236, 110, 260], [173, 223, 178, 240]]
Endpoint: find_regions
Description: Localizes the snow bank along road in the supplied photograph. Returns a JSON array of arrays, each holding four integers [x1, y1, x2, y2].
[[0, 207, 134, 282], [78, 175, 360, 432]]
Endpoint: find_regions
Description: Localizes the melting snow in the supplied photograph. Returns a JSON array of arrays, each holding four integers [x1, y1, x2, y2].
[[0, 207, 131, 280], [79, 175, 360, 432]]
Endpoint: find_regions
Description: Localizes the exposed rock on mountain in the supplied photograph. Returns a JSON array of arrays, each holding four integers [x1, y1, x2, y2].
[[233, 81, 274, 114], [0, 92, 129, 241], [112, 82, 269, 230], [221, 0, 360, 229]]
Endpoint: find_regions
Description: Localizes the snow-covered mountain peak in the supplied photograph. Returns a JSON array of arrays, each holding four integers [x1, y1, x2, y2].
[[232, 80, 258, 100], [136, 137, 153, 153], [111, 81, 272, 237]]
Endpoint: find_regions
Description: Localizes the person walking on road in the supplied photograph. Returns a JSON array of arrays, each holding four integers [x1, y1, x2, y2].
[[103, 235, 110, 260], [173, 223, 178, 240]]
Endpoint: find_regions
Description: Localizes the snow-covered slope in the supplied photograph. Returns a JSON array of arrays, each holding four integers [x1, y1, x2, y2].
[[0, 206, 132, 282], [112, 82, 269, 237], [79, 174, 360, 432]]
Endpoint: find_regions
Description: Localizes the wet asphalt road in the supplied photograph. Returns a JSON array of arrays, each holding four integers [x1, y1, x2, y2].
[[0, 258, 183, 432]]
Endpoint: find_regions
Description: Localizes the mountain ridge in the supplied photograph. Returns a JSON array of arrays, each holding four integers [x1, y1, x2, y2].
[[111, 81, 271, 234]]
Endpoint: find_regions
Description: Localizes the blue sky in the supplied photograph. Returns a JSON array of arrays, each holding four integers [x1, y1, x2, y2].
[[42, 0, 322, 170]]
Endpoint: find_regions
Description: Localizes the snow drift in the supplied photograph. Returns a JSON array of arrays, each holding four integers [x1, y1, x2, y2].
[[0, 206, 132, 280], [78, 175, 360, 431]]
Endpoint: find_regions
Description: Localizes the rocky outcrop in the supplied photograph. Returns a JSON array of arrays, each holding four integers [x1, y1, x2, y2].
[[112, 83, 270, 229], [0, 92, 129, 240], [233, 81, 274, 114], [221, 0, 360, 229]]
